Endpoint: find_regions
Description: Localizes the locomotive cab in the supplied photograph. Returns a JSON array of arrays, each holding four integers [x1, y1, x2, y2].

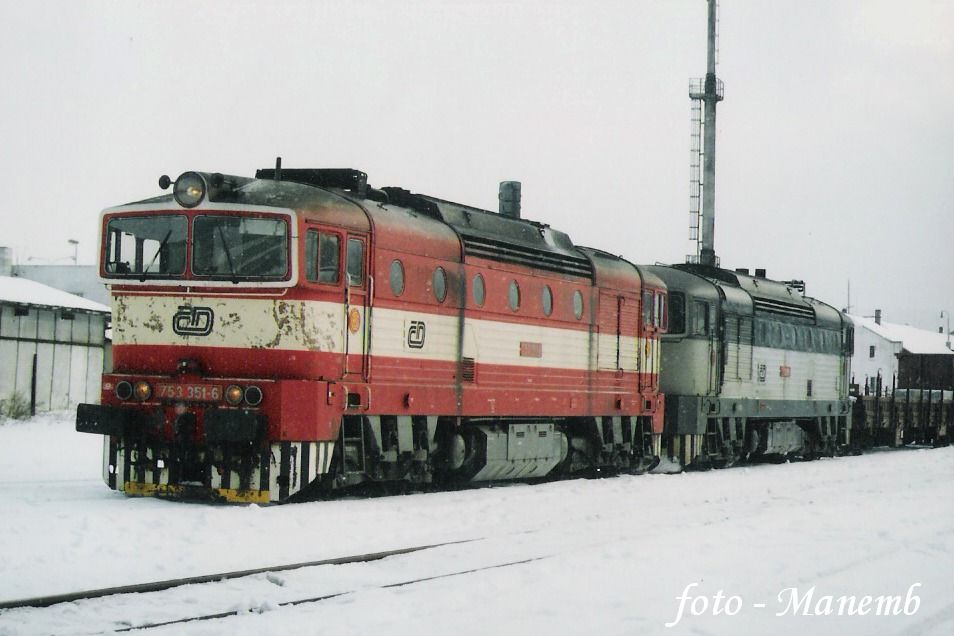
[[76, 171, 370, 502]]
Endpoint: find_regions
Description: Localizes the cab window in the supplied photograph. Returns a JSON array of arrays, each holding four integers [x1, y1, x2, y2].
[[692, 300, 710, 336], [305, 230, 340, 284], [193, 216, 288, 279], [105, 215, 187, 278], [654, 292, 667, 330], [346, 238, 364, 286], [668, 292, 686, 333]]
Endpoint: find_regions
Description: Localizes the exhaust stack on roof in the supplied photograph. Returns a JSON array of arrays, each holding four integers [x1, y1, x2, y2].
[[498, 181, 521, 219]]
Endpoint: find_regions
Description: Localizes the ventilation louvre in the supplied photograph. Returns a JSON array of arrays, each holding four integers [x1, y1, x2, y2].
[[461, 357, 476, 382], [752, 296, 815, 321], [461, 234, 591, 278]]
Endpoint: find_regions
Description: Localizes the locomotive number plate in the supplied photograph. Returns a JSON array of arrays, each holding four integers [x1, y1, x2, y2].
[[157, 383, 223, 401]]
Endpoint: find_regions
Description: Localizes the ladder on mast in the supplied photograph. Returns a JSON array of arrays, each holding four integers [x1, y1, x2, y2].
[[688, 98, 703, 259]]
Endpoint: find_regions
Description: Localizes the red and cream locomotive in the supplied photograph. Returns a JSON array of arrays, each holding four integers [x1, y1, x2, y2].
[[76, 167, 667, 503]]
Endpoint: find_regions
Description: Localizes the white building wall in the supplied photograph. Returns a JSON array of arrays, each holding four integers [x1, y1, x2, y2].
[[0, 303, 107, 414], [851, 324, 901, 393]]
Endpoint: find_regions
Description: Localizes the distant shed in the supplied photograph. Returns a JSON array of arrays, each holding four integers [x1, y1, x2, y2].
[[0, 276, 110, 413], [898, 339, 954, 391]]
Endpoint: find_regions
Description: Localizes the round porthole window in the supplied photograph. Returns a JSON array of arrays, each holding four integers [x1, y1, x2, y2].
[[509, 280, 520, 312], [389, 260, 405, 296], [573, 290, 584, 320], [433, 267, 447, 303], [542, 285, 553, 316], [473, 273, 485, 307]]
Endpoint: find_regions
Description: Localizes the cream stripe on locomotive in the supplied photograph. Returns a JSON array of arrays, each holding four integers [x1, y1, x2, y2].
[[721, 347, 843, 401], [104, 437, 335, 503], [375, 308, 621, 371], [111, 295, 348, 352], [387, 311, 656, 373], [112, 295, 659, 373]]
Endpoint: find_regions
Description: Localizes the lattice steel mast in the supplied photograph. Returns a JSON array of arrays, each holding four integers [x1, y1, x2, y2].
[[688, 0, 724, 266]]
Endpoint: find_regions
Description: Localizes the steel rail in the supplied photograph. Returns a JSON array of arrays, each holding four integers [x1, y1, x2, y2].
[[115, 556, 547, 632], [0, 539, 479, 611]]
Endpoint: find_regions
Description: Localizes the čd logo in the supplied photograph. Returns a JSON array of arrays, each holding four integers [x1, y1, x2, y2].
[[407, 320, 426, 349], [173, 305, 214, 336]]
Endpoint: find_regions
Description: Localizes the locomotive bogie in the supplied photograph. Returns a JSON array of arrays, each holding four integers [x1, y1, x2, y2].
[[333, 413, 663, 487]]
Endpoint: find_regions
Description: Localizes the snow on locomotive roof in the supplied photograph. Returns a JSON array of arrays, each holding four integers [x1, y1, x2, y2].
[[0, 276, 109, 313]]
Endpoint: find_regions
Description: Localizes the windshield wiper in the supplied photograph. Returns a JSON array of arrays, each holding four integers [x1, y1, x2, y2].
[[140, 230, 172, 282], [217, 226, 239, 284]]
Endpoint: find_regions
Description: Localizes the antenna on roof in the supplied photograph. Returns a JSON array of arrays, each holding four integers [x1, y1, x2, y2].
[[942, 311, 951, 350], [274, 157, 282, 181]]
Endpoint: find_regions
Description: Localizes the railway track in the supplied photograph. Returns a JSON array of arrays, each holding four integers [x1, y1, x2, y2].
[[0, 539, 479, 611], [0, 537, 547, 634], [115, 556, 545, 632]]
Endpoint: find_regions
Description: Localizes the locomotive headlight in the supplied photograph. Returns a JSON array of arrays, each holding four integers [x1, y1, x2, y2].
[[225, 384, 244, 406], [133, 381, 152, 401], [172, 171, 207, 208], [244, 385, 263, 406], [115, 381, 133, 401]]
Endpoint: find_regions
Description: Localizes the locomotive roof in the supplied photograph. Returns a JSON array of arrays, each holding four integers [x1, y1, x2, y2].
[[119, 168, 664, 283], [578, 247, 666, 292], [381, 190, 592, 279], [258, 168, 595, 279], [650, 263, 844, 330], [675, 263, 816, 319], [123, 177, 367, 223]]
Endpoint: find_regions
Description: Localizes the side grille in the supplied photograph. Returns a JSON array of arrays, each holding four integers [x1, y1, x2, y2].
[[461, 234, 592, 278], [461, 357, 476, 382], [753, 296, 815, 321]]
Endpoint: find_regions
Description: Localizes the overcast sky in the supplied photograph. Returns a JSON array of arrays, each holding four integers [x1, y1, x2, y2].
[[1, 1, 951, 330]]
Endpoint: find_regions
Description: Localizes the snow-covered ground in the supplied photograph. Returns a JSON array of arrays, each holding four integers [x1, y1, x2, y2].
[[1, 413, 952, 635]]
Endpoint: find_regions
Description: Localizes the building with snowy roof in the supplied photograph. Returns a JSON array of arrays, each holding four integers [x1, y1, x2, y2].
[[12, 264, 109, 306], [0, 274, 110, 415], [849, 311, 954, 393]]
